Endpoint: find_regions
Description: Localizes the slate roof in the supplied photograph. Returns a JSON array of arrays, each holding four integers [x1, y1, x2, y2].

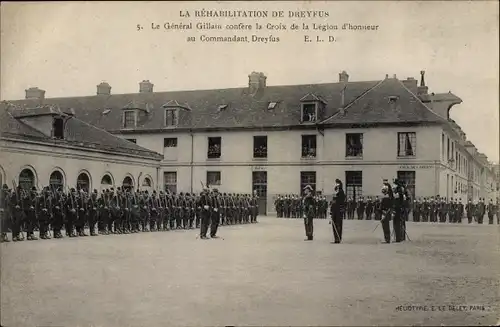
[[4, 80, 380, 132], [0, 104, 162, 160], [3, 76, 447, 135], [321, 78, 447, 125]]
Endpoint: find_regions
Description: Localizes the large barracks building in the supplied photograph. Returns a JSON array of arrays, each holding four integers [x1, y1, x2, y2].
[[1, 70, 497, 214]]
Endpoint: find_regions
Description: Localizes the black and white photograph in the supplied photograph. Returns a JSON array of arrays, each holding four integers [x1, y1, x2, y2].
[[1, 1, 499, 326]]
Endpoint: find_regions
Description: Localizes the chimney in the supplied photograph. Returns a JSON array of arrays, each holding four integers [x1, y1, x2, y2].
[[339, 71, 349, 83], [139, 80, 154, 93], [248, 72, 267, 93], [25, 87, 45, 100], [97, 82, 111, 95], [417, 70, 428, 95], [402, 77, 418, 94]]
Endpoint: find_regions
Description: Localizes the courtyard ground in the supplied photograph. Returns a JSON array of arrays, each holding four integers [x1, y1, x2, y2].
[[1, 217, 499, 326]]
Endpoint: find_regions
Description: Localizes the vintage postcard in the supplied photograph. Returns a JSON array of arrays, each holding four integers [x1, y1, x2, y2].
[[0, 1, 499, 326]]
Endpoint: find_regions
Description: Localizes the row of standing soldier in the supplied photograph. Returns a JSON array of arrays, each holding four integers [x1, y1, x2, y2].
[[0, 183, 259, 242], [274, 195, 329, 219], [277, 193, 497, 224]]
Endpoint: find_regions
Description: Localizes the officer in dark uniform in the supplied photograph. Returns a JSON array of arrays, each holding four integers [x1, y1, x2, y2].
[[199, 188, 211, 239], [88, 189, 99, 236], [11, 187, 25, 241], [466, 199, 473, 224], [413, 198, 421, 222], [330, 179, 345, 244], [487, 199, 495, 224], [392, 179, 404, 242], [26, 187, 38, 241], [365, 196, 373, 220], [356, 197, 365, 220], [66, 188, 78, 237], [302, 185, 315, 241], [38, 187, 52, 239], [210, 189, 221, 238], [374, 196, 382, 221], [458, 199, 464, 223], [52, 187, 65, 238], [380, 180, 393, 243]]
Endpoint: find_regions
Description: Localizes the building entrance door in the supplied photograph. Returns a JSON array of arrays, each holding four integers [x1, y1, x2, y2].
[[252, 171, 267, 215]]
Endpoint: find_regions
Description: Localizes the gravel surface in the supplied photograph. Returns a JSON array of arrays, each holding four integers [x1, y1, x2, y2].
[[1, 218, 499, 326]]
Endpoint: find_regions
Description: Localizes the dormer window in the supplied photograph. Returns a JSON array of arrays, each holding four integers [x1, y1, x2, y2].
[[52, 117, 64, 139], [165, 109, 178, 127], [301, 103, 317, 122], [123, 110, 136, 128]]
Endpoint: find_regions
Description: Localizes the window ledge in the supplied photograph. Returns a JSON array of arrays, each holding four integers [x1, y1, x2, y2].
[[207, 157, 221, 161], [301, 156, 317, 160], [397, 155, 416, 159], [345, 156, 363, 160], [253, 157, 268, 161]]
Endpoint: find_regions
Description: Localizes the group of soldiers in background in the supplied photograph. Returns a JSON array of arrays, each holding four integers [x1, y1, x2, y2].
[[274, 194, 329, 219], [0, 183, 260, 243], [276, 194, 498, 225]]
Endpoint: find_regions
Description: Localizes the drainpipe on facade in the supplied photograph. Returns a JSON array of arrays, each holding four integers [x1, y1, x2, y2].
[[190, 129, 194, 193]]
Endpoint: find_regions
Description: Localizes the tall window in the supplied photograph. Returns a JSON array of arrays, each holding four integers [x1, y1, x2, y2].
[[301, 135, 317, 158], [208, 137, 221, 159], [345, 133, 363, 157], [447, 137, 450, 161], [165, 109, 178, 127], [253, 136, 268, 158], [52, 117, 64, 139], [164, 138, 177, 148], [163, 137, 178, 161], [164, 172, 177, 194], [397, 171, 416, 199], [345, 171, 362, 199], [300, 171, 316, 196], [206, 171, 221, 186], [301, 103, 317, 122], [49, 171, 64, 189], [126, 139, 137, 144], [123, 111, 136, 128], [397, 132, 416, 157]]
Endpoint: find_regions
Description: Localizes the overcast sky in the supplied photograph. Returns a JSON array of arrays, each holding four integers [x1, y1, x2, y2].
[[1, 1, 498, 161]]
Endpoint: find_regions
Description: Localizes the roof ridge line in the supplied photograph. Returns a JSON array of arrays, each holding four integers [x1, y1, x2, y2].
[[320, 79, 384, 124], [4, 80, 383, 102], [395, 79, 448, 123]]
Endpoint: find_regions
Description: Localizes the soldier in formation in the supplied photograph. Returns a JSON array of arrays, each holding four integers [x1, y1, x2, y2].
[[0, 183, 259, 243], [274, 194, 328, 219]]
